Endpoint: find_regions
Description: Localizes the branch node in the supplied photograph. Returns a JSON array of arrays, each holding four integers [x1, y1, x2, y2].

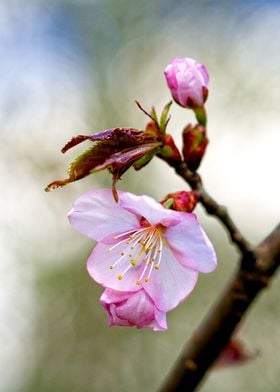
[[184, 359, 198, 371]]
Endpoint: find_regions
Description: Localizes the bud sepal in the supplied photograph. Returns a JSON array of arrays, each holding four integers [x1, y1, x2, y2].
[[161, 191, 199, 212]]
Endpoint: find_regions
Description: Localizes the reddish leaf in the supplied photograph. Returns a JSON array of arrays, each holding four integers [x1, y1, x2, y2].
[[45, 127, 161, 193]]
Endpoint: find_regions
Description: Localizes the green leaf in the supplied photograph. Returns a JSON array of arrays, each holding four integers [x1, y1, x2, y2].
[[159, 101, 172, 133]]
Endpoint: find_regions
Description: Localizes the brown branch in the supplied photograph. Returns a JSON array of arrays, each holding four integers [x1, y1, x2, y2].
[[159, 224, 280, 392]]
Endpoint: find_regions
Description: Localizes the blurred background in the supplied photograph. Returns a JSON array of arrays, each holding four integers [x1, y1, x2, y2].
[[1, 0, 280, 391]]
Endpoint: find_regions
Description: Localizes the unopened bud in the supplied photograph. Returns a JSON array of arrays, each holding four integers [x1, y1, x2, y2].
[[157, 134, 182, 164], [161, 191, 199, 212], [183, 124, 208, 171], [164, 57, 209, 109]]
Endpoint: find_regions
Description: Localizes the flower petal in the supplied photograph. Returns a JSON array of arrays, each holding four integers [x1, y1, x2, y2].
[[115, 290, 154, 325], [87, 242, 143, 292], [119, 192, 180, 227], [68, 189, 140, 242], [164, 213, 217, 273], [143, 244, 199, 311], [100, 290, 131, 326], [100, 288, 167, 331], [154, 309, 168, 331], [100, 289, 132, 304], [107, 304, 131, 326]]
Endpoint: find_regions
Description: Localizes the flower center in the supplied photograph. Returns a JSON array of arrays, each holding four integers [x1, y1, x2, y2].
[[107, 225, 163, 285]]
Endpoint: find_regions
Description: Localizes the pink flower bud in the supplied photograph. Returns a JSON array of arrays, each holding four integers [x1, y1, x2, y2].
[[100, 288, 167, 331], [164, 57, 209, 109]]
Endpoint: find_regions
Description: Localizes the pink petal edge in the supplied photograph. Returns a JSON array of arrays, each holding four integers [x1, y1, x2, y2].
[[68, 189, 140, 242], [119, 192, 181, 227], [164, 212, 217, 273]]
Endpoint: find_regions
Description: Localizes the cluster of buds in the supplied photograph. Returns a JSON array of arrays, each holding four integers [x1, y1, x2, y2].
[[164, 56, 210, 172], [46, 56, 210, 199]]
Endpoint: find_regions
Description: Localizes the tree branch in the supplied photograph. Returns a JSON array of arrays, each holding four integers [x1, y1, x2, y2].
[[172, 161, 252, 255], [159, 224, 280, 392]]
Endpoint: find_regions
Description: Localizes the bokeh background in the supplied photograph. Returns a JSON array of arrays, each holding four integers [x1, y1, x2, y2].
[[1, 0, 280, 391]]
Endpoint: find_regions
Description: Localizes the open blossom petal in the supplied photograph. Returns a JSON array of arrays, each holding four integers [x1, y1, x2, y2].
[[68, 189, 140, 242], [87, 241, 142, 292], [119, 192, 180, 227], [164, 213, 217, 273], [143, 244, 199, 311], [154, 308, 168, 330], [69, 188, 217, 328]]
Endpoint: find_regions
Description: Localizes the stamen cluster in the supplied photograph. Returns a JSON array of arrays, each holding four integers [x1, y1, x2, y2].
[[108, 227, 163, 285]]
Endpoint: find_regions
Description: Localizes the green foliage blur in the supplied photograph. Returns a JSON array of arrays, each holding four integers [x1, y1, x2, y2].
[[1, 1, 280, 391]]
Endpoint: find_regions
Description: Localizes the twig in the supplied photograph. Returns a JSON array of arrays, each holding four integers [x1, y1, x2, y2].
[[158, 156, 280, 391], [172, 161, 252, 255], [159, 224, 280, 392]]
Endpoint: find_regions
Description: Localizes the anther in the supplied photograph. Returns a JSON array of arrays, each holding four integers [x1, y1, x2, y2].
[[117, 274, 123, 280], [136, 280, 141, 285], [144, 278, 149, 283], [109, 265, 113, 270]]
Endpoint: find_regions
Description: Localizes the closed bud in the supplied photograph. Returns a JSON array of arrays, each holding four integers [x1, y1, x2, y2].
[[157, 134, 182, 165], [164, 57, 209, 109], [161, 191, 199, 212], [183, 124, 208, 171]]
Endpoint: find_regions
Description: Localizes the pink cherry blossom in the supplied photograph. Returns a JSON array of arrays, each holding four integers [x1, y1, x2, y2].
[[100, 288, 167, 331], [68, 189, 217, 318], [164, 57, 209, 108]]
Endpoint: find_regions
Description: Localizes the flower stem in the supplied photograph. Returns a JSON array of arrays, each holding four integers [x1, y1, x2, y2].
[[193, 106, 207, 127]]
